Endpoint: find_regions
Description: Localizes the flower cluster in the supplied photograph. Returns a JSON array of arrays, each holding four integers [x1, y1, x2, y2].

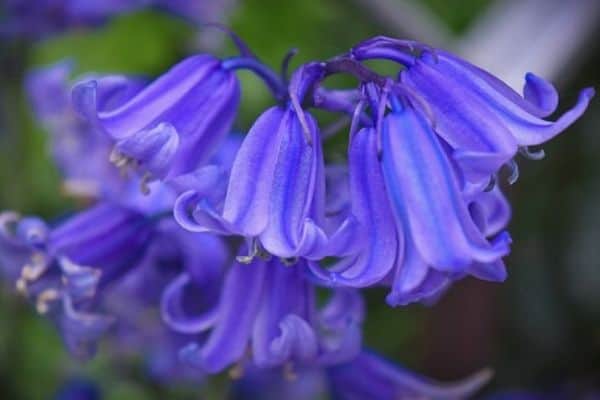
[[1, 32, 593, 399]]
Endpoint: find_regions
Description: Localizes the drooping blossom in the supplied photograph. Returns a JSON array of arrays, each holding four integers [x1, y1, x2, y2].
[[352, 36, 595, 185], [178, 254, 363, 374], [73, 54, 240, 180]]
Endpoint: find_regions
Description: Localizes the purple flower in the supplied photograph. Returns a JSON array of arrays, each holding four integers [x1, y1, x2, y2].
[[310, 87, 511, 305], [73, 54, 240, 180], [353, 37, 594, 185], [174, 64, 335, 261], [179, 254, 363, 374]]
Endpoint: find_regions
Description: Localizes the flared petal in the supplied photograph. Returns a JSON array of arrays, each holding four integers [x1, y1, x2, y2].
[[468, 187, 511, 237], [498, 87, 594, 147], [160, 273, 220, 334], [252, 259, 314, 366], [159, 227, 227, 334], [115, 122, 179, 177], [269, 314, 319, 365], [317, 290, 364, 366], [328, 351, 492, 400], [424, 51, 559, 118], [418, 51, 594, 147], [382, 105, 510, 273]]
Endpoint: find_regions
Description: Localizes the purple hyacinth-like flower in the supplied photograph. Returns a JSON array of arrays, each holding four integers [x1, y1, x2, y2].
[[328, 351, 492, 400], [73, 54, 240, 180], [309, 84, 512, 305], [380, 97, 511, 280], [0, 203, 155, 357], [174, 64, 338, 261], [352, 37, 594, 185], [178, 253, 363, 374]]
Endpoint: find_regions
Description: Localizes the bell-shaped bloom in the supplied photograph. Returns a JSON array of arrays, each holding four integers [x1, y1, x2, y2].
[[311, 94, 511, 305], [381, 99, 511, 274], [0, 202, 158, 357], [353, 38, 594, 184], [175, 105, 329, 260], [73, 54, 240, 179], [400, 52, 594, 183], [328, 351, 492, 400], [179, 255, 363, 374], [386, 186, 511, 306]]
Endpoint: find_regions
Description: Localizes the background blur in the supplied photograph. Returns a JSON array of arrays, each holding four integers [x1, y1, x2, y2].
[[1, 0, 599, 399]]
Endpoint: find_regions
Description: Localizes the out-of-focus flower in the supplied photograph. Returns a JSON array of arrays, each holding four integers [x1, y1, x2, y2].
[[53, 378, 101, 400], [231, 350, 491, 400], [328, 351, 492, 400], [26, 61, 145, 199], [178, 254, 363, 374], [1, 0, 237, 39]]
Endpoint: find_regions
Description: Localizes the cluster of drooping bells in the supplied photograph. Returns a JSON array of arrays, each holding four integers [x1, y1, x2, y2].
[[0, 35, 593, 398]]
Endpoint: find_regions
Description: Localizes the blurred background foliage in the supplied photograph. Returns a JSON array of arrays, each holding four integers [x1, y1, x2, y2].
[[0, 0, 599, 399]]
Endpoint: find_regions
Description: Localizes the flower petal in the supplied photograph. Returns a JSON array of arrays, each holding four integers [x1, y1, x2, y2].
[[382, 105, 509, 273], [190, 257, 267, 373]]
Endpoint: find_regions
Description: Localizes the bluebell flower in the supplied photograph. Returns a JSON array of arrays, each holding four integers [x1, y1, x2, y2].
[[310, 86, 511, 305], [352, 37, 595, 185], [174, 64, 342, 261], [73, 54, 240, 180], [179, 253, 363, 374], [0, 203, 157, 356]]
